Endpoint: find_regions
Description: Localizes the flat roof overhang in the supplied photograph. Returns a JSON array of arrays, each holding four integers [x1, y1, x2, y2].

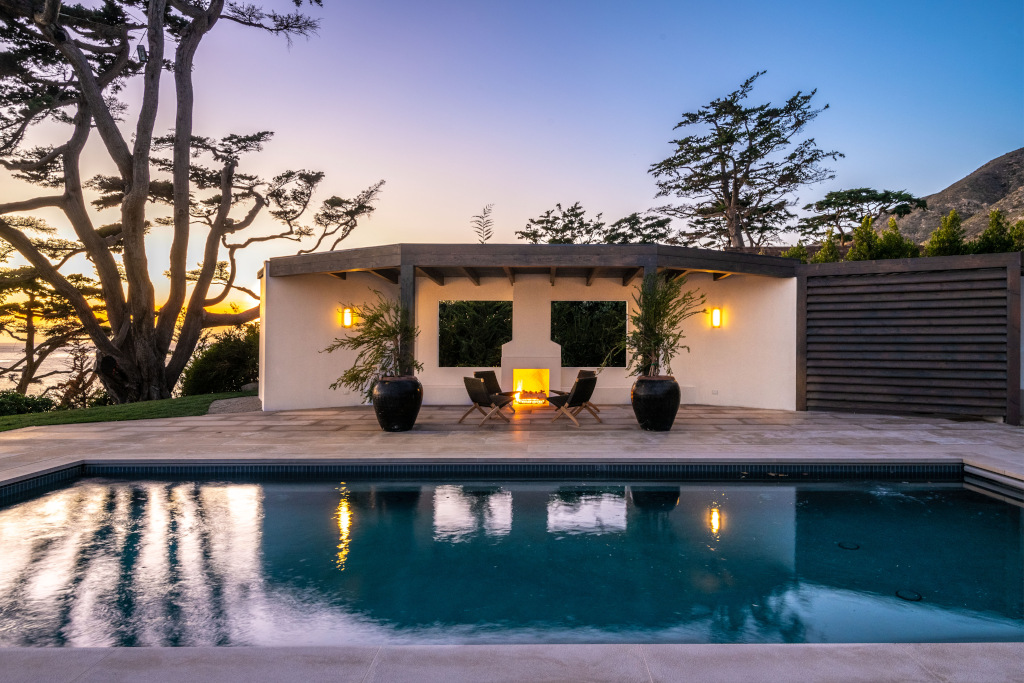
[[264, 243, 798, 285]]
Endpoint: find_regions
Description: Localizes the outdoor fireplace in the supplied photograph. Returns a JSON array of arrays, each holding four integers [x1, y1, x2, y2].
[[499, 277, 564, 406], [513, 368, 549, 406]]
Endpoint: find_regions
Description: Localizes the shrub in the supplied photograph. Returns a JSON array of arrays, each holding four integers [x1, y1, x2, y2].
[[968, 209, 1016, 254], [551, 301, 627, 367], [809, 229, 841, 263], [780, 242, 809, 263], [874, 217, 920, 259], [844, 217, 879, 261], [0, 390, 55, 416], [924, 210, 966, 257], [180, 324, 259, 396], [438, 301, 512, 367]]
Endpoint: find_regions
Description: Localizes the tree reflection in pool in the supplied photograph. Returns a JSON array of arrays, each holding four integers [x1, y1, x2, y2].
[[0, 479, 1021, 646]]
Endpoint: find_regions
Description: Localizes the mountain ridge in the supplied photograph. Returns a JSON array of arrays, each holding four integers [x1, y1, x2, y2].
[[887, 147, 1024, 242]]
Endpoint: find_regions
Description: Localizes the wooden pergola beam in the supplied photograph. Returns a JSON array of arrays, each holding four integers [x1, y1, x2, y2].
[[328, 272, 347, 280], [417, 267, 445, 287], [670, 269, 689, 282], [459, 266, 480, 286], [549, 267, 557, 286], [268, 243, 799, 279], [622, 267, 643, 286], [368, 268, 400, 284], [586, 267, 602, 286], [502, 266, 515, 286], [713, 272, 732, 281]]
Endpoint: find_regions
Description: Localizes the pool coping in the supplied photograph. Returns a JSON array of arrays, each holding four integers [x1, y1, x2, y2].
[[1, 642, 1024, 682], [3, 454, 1022, 507]]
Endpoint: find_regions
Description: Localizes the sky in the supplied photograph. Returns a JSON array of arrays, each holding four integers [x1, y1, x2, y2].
[[3, 0, 1023, 304]]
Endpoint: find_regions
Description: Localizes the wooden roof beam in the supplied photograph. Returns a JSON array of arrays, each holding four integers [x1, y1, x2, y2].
[[369, 268, 400, 284], [417, 267, 445, 287], [459, 266, 480, 286], [550, 267, 557, 286], [502, 266, 515, 286], [669, 269, 690, 282], [586, 267, 602, 286], [328, 272, 347, 280], [713, 272, 732, 281], [622, 267, 643, 286]]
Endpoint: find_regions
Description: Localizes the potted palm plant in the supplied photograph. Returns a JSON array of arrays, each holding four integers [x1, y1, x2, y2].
[[324, 291, 423, 432], [620, 273, 704, 431]]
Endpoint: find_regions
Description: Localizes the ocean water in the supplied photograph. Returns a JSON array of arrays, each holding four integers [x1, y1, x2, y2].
[[0, 479, 1021, 646], [0, 342, 75, 392]]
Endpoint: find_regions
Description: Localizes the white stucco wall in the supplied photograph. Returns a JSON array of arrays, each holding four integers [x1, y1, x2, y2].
[[260, 267, 797, 411], [672, 272, 797, 410], [260, 269, 398, 410]]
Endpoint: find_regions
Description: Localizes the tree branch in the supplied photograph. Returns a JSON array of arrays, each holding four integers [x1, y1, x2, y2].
[[157, 0, 225, 353], [0, 196, 65, 215], [202, 304, 259, 328], [0, 218, 117, 355]]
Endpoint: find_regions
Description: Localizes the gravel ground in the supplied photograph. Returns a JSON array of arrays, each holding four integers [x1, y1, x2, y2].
[[206, 395, 263, 414]]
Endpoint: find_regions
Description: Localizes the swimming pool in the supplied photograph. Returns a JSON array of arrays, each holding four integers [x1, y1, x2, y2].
[[0, 478, 1021, 646]]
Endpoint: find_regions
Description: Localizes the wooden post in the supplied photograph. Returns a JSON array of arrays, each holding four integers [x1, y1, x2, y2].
[[399, 262, 416, 376], [1006, 253, 1021, 426], [795, 270, 807, 412], [642, 258, 658, 282]]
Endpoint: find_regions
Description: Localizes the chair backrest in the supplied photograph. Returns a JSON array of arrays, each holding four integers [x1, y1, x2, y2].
[[566, 375, 597, 407], [473, 370, 503, 395], [464, 377, 492, 406], [577, 369, 597, 379]]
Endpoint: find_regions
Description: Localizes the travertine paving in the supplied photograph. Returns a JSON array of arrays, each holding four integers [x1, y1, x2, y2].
[[1, 403, 1021, 488]]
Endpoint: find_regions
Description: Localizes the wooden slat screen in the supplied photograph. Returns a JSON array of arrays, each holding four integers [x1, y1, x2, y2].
[[799, 254, 1021, 424]]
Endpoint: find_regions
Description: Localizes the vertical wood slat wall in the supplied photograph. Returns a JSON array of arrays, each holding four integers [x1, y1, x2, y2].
[[797, 253, 1022, 425]]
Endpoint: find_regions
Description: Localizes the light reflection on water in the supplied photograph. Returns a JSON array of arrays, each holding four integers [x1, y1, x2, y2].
[[0, 479, 1022, 646]]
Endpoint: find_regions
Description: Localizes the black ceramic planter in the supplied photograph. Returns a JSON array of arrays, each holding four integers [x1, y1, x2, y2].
[[371, 376, 423, 432], [631, 376, 681, 431]]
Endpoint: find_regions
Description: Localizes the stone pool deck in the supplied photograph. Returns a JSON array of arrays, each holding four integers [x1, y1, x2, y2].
[[0, 404, 1022, 682], [1, 404, 1022, 491]]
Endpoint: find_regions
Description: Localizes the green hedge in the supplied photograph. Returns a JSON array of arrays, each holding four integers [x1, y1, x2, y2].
[[181, 324, 259, 395]]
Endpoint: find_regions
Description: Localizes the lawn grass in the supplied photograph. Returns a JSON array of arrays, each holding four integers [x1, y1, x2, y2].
[[0, 391, 257, 432]]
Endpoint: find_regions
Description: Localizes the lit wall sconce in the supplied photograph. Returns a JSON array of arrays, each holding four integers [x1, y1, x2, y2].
[[341, 307, 355, 328], [710, 307, 722, 328]]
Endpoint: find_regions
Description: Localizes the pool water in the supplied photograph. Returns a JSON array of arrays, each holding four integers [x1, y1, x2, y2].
[[0, 479, 1021, 646]]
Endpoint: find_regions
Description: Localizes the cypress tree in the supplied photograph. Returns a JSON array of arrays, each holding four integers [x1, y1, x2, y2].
[[924, 210, 966, 257]]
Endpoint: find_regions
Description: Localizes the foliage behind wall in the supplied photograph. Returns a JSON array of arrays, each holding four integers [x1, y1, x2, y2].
[[438, 301, 513, 367], [551, 301, 627, 368]]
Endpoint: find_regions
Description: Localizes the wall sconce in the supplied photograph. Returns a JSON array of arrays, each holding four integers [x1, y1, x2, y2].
[[341, 307, 355, 328], [710, 307, 722, 328]]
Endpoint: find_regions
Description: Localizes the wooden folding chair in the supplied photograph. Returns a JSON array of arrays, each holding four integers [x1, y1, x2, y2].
[[550, 369, 601, 414], [459, 377, 514, 426], [546, 375, 601, 427], [473, 370, 516, 413]]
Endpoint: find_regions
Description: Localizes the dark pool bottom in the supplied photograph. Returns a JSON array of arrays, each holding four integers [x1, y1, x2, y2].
[[0, 478, 1021, 646]]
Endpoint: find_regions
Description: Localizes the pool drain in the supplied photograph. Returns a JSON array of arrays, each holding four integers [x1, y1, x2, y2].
[[837, 541, 860, 550], [896, 590, 922, 602]]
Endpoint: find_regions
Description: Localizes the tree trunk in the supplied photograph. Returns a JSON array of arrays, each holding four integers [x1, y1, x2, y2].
[[95, 335, 173, 403]]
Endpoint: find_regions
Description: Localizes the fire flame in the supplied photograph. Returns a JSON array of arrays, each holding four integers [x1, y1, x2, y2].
[[514, 378, 547, 406]]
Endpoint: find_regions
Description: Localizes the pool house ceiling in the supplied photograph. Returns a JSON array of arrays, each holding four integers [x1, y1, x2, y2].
[[265, 244, 799, 285]]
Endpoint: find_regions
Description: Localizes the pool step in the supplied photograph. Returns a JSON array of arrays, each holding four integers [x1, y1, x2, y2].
[[963, 465, 1024, 505]]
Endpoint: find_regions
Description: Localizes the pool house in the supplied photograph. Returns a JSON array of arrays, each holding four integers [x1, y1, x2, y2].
[[259, 244, 1022, 425]]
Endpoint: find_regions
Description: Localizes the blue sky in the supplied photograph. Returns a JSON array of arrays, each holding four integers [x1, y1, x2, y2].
[[5, 0, 1023, 298]]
